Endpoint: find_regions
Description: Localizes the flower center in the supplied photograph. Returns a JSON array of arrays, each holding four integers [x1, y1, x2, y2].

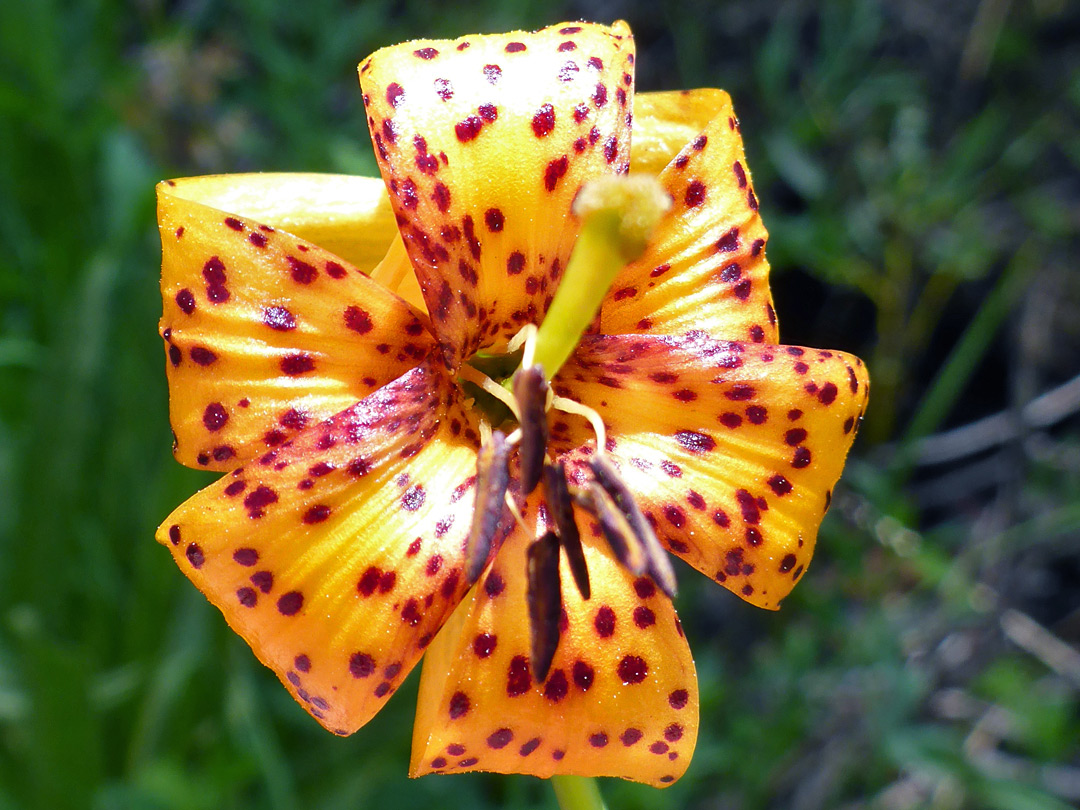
[[459, 176, 677, 681]]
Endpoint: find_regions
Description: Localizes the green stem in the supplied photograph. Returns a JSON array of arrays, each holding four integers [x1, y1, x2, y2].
[[551, 775, 609, 810]]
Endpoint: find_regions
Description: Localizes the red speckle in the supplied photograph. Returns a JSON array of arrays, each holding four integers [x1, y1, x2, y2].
[[532, 104, 556, 137], [263, 306, 296, 331], [414, 47, 438, 59], [185, 543, 204, 568], [594, 605, 616, 637], [287, 256, 317, 284], [506, 251, 525, 275], [473, 633, 496, 658], [669, 689, 689, 709], [793, 447, 812, 468], [224, 479, 246, 497], [233, 548, 258, 566], [449, 691, 470, 718], [455, 116, 483, 142], [280, 353, 315, 375], [483, 64, 501, 83], [726, 384, 756, 401], [621, 728, 643, 746], [506, 655, 531, 697], [485, 571, 505, 597], [593, 83, 608, 107], [780, 554, 797, 573], [349, 652, 375, 678], [277, 591, 303, 616], [617, 655, 648, 684], [544, 155, 569, 191], [819, 382, 838, 405], [175, 289, 195, 314], [589, 733, 608, 748], [488, 728, 513, 749], [478, 102, 497, 122], [386, 82, 405, 107], [302, 504, 331, 524], [733, 161, 747, 187], [202, 403, 228, 432], [190, 347, 216, 366], [224, 217, 243, 231], [675, 430, 715, 453], [685, 180, 706, 207], [484, 208, 504, 232], [768, 474, 793, 496], [633, 606, 656, 628], [573, 660, 594, 691], [432, 182, 451, 212], [505, 41, 526, 53]]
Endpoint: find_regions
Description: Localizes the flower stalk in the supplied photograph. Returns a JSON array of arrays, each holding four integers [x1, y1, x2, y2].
[[552, 775, 609, 810]]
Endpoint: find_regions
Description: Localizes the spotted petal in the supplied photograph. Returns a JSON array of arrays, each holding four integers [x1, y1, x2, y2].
[[601, 91, 778, 345], [159, 180, 433, 470], [156, 361, 482, 734], [411, 515, 698, 786], [551, 334, 869, 609], [630, 89, 729, 178], [359, 21, 636, 368]]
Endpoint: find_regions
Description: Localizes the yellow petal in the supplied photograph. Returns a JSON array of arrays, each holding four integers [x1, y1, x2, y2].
[[162, 173, 397, 273], [601, 91, 778, 344], [411, 512, 698, 787], [157, 361, 482, 735], [551, 334, 869, 609], [359, 21, 636, 368], [630, 89, 729, 178], [159, 180, 432, 470]]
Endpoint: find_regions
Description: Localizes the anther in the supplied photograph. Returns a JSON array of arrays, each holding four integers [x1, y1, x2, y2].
[[465, 430, 512, 584], [588, 454, 677, 597], [544, 462, 589, 600], [527, 531, 562, 681], [513, 365, 549, 495], [581, 482, 647, 576]]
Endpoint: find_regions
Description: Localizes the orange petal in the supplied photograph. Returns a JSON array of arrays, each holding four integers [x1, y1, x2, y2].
[[601, 91, 778, 344], [630, 89, 729, 178], [551, 334, 869, 609], [161, 173, 398, 273], [159, 179, 433, 470], [411, 514, 698, 787], [359, 21, 636, 368], [157, 361, 483, 734]]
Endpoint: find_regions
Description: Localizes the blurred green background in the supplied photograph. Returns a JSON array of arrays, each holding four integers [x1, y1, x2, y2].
[[1, 0, 1078, 808]]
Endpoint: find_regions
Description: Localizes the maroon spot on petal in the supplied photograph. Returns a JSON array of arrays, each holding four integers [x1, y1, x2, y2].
[[685, 180, 706, 207], [402, 485, 425, 511], [434, 77, 453, 100], [483, 63, 501, 83], [430, 756, 446, 769], [449, 691, 470, 718], [507, 655, 531, 697], [505, 41, 526, 52], [277, 591, 303, 616], [663, 504, 686, 528], [594, 605, 616, 638], [768, 474, 793, 496], [263, 306, 296, 331], [302, 504, 331, 524], [746, 405, 767, 424], [233, 547, 258, 566], [634, 577, 656, 599], [651, 371, 677, 383], [202, 403, 228, 432], [325, 261, 346, 279], [779, 554, 797, 573], [733, 161, 747, 187], [844, 416, 855, 434], [593, 83, 607, 107], [349, 652, 375, 678], [544, 669, 568, 702], [726, 384, 755, 401], [573, 660, 594, 691], [589, 733, 608, 748], [720, 412, 742, 429], [785, 428, 807, 446], [485, 571, 505, 598], [819, 382, 838, 405], [223, 216, 243, 231], [386, 82, 405, 107], [650, 741, 670, 755], [185, 543, 204, 568], [455, 115, 483, 142], [473, 633, 496, 658], [745, 527, 763, 546], [604, 134, 618, 163], [432, 182, 451, 212], [250, 570, 273, 593], [348, 457, 371, 477], [484, 208, 504, 232], [168, 345, 181, 366], [175, 289, 195, 314], [633, 606, 656, 628], [294, 654, 310, 673], [286, 256, 317, 284], [280, 353, 315, 375], [168, 525, 182, 545], [506, 251, 525, 275], [621, 728, 643, 746], [487, 728, 513, 749], [675, 430, 715, 453], [748, 188, 759, 210], [793, 447, 812, 468], [736, 489, 760, 524], [617, 654, 648, 684], [190, 346, 216, 366], [520, 737, 541, 756], [446, 743, 465, 756], [532, 104, 556, 137], [715, 227, 739, 253], [669, 689, 689, 709], [544, 155, 569, 191], [414, 46, 438, 59]]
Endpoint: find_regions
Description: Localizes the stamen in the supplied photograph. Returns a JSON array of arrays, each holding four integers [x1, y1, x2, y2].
[[580, 482, 647, 575], [527, 531, 562, 681], [513, 365, 549, 495], [544, 462, 590, 600], [459, 364, 521, 421], [589, 455, 678, 597], [506, 323, 538, 368], [464, 430, 512, 584], [551, 395, 606, 453]]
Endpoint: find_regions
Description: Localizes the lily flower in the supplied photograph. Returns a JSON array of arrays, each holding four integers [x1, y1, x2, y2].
[[157, 20, 868, 788]]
